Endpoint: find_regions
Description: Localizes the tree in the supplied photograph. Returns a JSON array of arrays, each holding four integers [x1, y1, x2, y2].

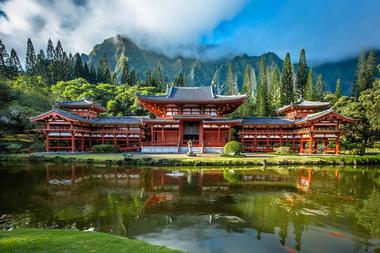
[[304, 68, 314, 100], [335, 79, 380, 155], [88, 63, 97, 84], [97, 54, 111, 83], [35, 49, 47, 78], [155, 66, 164, 90], [9, 49, 23, 73], [46, 39, 55, 61], [73, 53, 84, 79], [366, 49, 377, 89], [225, 63, 238, 95], [295, 49, 308, 98], [269, 64, 281, 112], [0, 39, 10, 77], [242, 65, 256, 98], [280, 53, 294, 105], [335, 79, 342, 99], [128, 70, 138, 85], [119, 56, 129, 85], [174, 72, 185, 87], [83, 62, 90, 81], [315, 74, 325, 101], [255, 57, 269, 116], [354, 49, 368, 98], [25, 38, 36, 74]]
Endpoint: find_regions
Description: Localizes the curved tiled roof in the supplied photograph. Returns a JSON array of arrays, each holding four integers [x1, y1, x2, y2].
[[277, 100, 331, 113], [56, 99, 107, 112], [137, 86, 247, 103], [91, 116, 147, 125], [31, 108, 146, 125], [241, 117, 294, 125]]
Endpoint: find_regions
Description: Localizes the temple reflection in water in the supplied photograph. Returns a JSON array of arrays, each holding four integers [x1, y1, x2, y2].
[[2, 164, 379, 253]]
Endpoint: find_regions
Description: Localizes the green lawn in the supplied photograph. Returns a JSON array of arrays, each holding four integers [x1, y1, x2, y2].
[[1, 152, 380, 165], [0, 229, 183, 253]]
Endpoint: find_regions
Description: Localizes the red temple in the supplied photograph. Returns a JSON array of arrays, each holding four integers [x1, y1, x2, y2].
[[31, 86, 355, 154]]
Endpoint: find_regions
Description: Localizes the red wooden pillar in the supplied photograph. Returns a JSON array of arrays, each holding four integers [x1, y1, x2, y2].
[[81, 135, 84, 152], [241, 129, 244, 144], [292, 134, 296, 151], [126, 126, 130, 146], [309, 135, 313, 154], [151, 125, 154, 144], [335, 134, 340, 154], [71, 133, 75, 152], [228, 126, 232, 142], [161, 125, 165, 144], [113, 128, 117, 145], [217, 125, 221, 145], [45, 122, 50, 152], [199, 122, 204, 144], [314, 140, 318, 153]]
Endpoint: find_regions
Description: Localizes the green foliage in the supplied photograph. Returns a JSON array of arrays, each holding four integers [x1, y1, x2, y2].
[[256, 58, 269, 116], [0, 229, 182, 253], [225, 63, 238, 95], [224, 141, 244, 155], [354, 49, 377, 97], [273, 146, 291, 155], [91, 144, 121, 153], [314, 74, 325, 101], [25, 38, 36, 74], [269, 64, 282, 112], [335, 79, 342, 99], [304, 68, 314, 100], [280, 53, 294, 105], [295, 49, 308, 98], [5, 143, 23, 154]]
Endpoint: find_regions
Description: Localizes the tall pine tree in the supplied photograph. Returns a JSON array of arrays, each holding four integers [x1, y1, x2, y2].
[[9, 49, 23, 73], [255, 58, 269, 116], [295, 49, 308, 98], [73, 53, 84, 79], [366, 49, 377, 89], [280, 53, 294, 105], [25, 38, 36, 74], [174, 72, 185, 87], [269, 64, 281, 112], [315, 74, 325, 101], [335, 79, 342, 99], [354, 49, 367, 98], [225, 63, 238, 95], [0, 39, 10, 77], [46, 39, 55, 61], [304, 68, 314, 100]]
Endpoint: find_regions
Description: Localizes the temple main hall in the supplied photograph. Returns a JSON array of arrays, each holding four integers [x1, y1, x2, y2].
[[31, 86, 355, 154]]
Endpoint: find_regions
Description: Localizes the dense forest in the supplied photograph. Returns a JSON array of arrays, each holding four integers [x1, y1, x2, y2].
[[0, 37, 379, 153]]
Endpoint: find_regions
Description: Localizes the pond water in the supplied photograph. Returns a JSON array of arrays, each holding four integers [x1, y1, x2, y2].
[[0, 163, 379, 253]]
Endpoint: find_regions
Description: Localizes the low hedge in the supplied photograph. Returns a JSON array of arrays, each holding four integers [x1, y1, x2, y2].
[[224, 141, 244, 155], [273, 146, 291, 155], [91, 144, 121, 153]]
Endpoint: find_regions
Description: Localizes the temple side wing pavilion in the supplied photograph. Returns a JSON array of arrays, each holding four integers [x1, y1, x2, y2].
[[31, 86, 355, 154]]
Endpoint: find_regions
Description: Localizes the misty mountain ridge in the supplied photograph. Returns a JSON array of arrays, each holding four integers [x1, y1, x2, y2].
[[84, 35, 379, 95]]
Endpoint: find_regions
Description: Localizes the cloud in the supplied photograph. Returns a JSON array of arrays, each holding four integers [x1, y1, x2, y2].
[[0, 0, 248, 59]]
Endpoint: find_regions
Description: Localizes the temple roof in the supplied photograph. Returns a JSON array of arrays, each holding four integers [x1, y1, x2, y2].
[[241, 117, 295, 125], [31, 108, 145, 125], [56, 99, 107, 112], [277, 100, 331, 113], [137, 86, 247, 103], [295, 108, 355, 124]]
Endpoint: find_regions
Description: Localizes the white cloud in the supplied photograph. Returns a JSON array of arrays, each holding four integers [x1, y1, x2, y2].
[[0, 0, 248, 59]]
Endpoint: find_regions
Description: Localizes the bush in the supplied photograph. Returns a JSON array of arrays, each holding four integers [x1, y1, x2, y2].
[[273, 146, 291, 155], [6, 143, 23, 154], [224, 141, 244, 155], [374, 141, 380, 149], [91, 144, 121, 153]]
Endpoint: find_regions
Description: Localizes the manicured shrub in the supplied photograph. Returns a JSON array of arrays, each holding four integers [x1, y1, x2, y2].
[[273, 146, 291, 155], [224, 141, 244, 155], [6, 143, 23, 154], [374, 141, 380, 149], [91, 144, 120, 153]]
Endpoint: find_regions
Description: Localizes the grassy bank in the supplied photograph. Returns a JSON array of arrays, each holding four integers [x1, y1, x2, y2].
[[0, 229, 182, 253], [1, 152, 380, 166]]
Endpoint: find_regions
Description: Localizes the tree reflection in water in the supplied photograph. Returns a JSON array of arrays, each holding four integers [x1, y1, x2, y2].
[[0, 163, 379, 253]]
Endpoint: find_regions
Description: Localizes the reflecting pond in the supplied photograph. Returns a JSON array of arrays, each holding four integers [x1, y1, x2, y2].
[[0, 163, 379, 253]]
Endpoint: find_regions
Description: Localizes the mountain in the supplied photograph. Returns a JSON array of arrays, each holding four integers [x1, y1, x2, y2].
[[84, 35, 379, 95], [314, 50, 380, 95], [85, 35, 282, 90]]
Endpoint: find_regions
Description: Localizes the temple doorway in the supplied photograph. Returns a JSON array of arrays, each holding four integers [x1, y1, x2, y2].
[[183, 121, 200, 141]]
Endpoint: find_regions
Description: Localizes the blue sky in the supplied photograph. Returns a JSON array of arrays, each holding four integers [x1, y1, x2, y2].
[[1, 0, 379, 63]]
